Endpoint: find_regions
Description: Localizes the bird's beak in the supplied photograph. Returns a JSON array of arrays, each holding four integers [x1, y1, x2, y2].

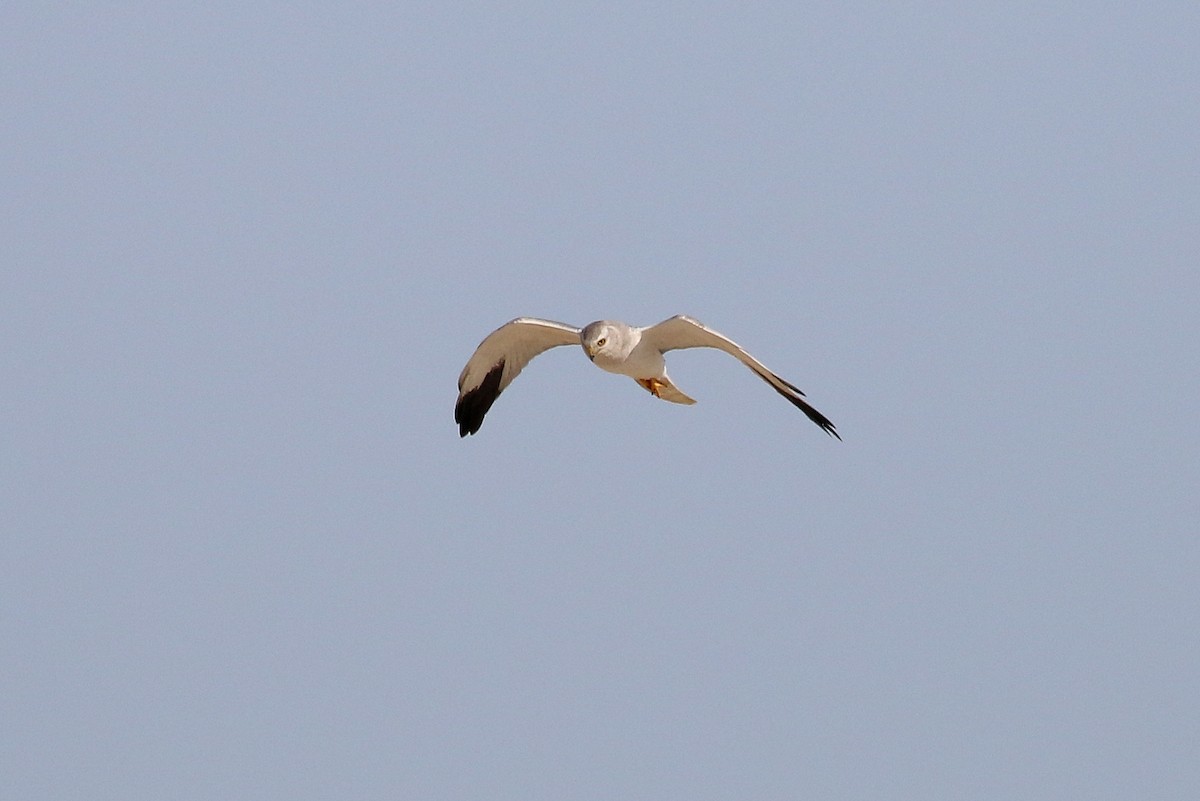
[[583, 343, 596, 360]]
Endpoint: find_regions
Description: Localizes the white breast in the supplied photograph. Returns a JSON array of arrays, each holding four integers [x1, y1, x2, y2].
[[592, 334, 665, 379]]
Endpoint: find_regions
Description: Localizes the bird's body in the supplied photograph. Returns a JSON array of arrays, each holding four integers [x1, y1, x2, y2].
[[455, 315, 839, 439], [580, 320, 696, 404]]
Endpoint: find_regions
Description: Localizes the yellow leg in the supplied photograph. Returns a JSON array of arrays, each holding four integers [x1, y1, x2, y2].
[[637, 377, 665, 398]]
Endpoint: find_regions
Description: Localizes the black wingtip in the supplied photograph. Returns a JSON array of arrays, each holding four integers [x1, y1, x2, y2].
[[757, 374, 840, 439], [793, 396, 841, 440], [455, 361, 505, 437]]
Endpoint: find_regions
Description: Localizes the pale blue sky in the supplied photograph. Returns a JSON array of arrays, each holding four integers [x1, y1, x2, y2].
[[3, 3, 1198, 799]]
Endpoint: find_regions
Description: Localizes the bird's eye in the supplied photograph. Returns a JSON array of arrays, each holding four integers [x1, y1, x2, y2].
[[597, 337, 607, 347]]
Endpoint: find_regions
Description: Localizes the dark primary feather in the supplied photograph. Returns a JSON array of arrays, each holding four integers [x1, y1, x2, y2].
[[455, 360, 505, 437], [753, 372, 841, 439]]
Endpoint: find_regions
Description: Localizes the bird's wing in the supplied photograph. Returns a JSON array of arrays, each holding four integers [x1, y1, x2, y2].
[[455, 318, 581, 436], [640, 315, 840, 439]]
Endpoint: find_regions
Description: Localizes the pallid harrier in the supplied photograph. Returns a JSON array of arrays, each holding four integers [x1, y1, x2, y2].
[[455, 315, 839, 439]]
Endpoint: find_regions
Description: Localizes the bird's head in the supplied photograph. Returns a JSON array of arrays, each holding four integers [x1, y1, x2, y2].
[[581, 321, 615, 361]]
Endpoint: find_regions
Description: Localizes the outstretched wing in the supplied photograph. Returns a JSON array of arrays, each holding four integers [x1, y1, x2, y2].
[[455, 318, 581, 436], [640, 315, 840, 439]]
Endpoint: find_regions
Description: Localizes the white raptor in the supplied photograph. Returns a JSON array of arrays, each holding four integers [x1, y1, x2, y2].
[[455, 315, 839, 439]]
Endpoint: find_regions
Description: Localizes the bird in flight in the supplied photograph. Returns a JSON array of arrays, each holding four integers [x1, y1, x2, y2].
[[455, 315, 839, 439]]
